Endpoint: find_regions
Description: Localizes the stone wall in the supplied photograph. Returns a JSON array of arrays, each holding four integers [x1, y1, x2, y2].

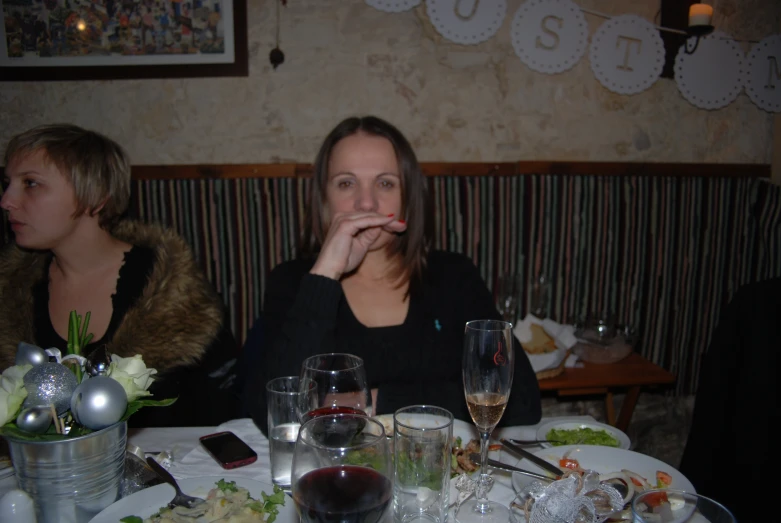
[[1, 0, 779, 165]]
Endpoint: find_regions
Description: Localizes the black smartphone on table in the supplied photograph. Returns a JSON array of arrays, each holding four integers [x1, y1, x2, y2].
[[199, 431, 258, 469]]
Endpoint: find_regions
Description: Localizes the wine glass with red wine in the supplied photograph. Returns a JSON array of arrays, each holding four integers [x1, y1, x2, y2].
[[459, 320, 515, 523], [299, 353, 373, 423], [292, 413, 392, 523]]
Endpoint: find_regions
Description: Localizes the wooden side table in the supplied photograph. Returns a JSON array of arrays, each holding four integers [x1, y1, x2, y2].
[[536, 353, 675, 432]]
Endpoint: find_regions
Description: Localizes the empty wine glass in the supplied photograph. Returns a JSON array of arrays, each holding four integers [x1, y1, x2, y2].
[[292, 413, 392, 523], [530, 274, 551, 318], [299, 353, 373, 423], [495, 274, 520, 324], [459, 320, 514, 523]]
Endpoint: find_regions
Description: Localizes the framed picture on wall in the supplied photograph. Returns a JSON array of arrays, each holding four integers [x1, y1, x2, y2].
[[0, 0, 248, 81]]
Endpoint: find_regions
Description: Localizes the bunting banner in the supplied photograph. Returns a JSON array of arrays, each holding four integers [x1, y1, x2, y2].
[[365, 0, 421, 13], [425, 0, 507, 45], [744, 34, 781, 113], [364, 0, 781, 112], [588, 15, 665, 95], [511, 0, 588, 74], [675, 31, 744, 110]]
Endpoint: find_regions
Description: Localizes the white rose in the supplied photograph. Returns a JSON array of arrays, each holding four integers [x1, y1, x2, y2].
[[107, 355, 157, 402], [0, 364, 31, 427]]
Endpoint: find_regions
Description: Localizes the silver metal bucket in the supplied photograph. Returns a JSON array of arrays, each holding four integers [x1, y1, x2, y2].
[[6, 421, 127, 523]]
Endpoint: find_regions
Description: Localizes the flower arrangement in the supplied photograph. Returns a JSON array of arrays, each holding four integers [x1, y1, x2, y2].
[[0, 310, 175, 441]]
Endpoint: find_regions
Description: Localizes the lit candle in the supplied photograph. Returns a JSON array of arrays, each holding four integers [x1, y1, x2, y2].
[[688, 3, 713, 27]]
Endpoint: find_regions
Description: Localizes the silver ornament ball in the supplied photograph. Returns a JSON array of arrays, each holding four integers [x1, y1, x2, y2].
[[15, 406, 53, 434], [71, 376, 128, 431], [22, 363, 79, 415], [85, 346, 111, 377], [15, 342, 48, 367]]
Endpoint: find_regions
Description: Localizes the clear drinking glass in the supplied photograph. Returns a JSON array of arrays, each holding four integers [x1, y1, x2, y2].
[[632, 489, 736, 523], [458, 320, 514, 523], [495, 274, 520, 324], [266, 376, 317, 489], [291, 413, 392, 523], [530, 274, 551, 318], [299, 353, 373, 423]]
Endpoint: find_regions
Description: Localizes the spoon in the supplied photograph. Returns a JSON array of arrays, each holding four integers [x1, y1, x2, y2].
[[146, 457, 205, 510]]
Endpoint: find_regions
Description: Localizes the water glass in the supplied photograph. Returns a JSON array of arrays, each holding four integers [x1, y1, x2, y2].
[[266, 376, 315, 489], [631, 489, 736, 523], [393, 405, 453, 523]]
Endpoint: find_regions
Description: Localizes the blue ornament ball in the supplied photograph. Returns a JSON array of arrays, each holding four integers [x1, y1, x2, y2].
[[22, 363, 79, 415], [71, 376, 128, 430]]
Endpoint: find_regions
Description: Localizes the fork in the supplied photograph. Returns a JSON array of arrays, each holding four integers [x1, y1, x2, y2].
[[146, 457, 205, 510]]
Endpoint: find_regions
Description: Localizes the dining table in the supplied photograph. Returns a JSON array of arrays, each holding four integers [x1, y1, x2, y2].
[[0, 414, 600, 516], [126, 416, 601, 504]]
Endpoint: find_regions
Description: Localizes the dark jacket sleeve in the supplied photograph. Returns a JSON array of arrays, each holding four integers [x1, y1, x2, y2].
[[678, 278, 781, 520], [246, 260, 343, 435], [129, 318, 241, 428]]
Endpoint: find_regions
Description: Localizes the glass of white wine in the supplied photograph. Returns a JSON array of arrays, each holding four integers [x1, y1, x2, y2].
[[458, 320, 514, 523]]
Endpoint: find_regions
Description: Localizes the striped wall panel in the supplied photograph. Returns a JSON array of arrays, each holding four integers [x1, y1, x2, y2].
[[2, 175, 778, 395]]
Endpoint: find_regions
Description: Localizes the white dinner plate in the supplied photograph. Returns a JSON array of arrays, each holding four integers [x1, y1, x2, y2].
[[535, 418, 631, 449], [510, 445, 695, 495], [88, 476, 297, 523]]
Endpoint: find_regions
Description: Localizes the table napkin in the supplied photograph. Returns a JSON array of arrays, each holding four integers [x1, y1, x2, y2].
[[169, 418, 273, 484], [513, 314, 578, 373]]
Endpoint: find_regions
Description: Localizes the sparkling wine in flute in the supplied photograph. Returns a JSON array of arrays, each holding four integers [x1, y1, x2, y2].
[[458, 320, 514, 523], [465, 392, 508, 431]]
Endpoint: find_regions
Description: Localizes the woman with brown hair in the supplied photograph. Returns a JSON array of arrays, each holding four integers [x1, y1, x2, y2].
[[247, 116, 541, 434]]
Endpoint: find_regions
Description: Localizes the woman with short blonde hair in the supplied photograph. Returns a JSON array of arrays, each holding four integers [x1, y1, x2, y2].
[[0, 124, 240, 427]]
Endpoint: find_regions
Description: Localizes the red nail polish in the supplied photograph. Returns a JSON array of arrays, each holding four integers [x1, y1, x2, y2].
[[387, 213, 395, 217], [398, 219, 406, 224]]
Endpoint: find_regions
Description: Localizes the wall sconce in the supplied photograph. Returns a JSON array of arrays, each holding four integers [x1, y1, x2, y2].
[[685, 3, 714, 54]]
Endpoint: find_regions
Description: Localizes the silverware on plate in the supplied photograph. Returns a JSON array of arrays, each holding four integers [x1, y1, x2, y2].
[[468, 454, 554, 482], [146, 457, 205, 510], [499, 438, 565, 477]]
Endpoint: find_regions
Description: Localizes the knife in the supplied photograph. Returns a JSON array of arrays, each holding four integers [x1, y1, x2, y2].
[[469, 454, 554, 482], [500, 438, 564, 477]]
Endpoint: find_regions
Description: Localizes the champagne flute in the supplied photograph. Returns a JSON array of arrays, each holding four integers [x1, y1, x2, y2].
[[459, 320, 514, 523], [299, 353, 373, 423], [292, 412, 392, 523]]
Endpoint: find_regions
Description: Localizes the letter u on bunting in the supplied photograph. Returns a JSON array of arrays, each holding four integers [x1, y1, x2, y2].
[[511, 0, 588, 74], [426, 0, 507, 45], [589, 14, 664, 95]]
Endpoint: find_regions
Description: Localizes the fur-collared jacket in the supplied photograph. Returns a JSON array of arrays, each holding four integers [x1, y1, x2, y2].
[[0, 220, 240, 427]]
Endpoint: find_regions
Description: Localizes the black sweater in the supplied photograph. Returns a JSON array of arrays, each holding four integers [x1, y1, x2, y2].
[[247, 251, 542, 435], [678, 277, 781, 520]]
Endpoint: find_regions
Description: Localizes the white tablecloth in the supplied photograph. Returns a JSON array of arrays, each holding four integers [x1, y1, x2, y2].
[[132, 416, 598, 512], [1, 415, 598, 514]]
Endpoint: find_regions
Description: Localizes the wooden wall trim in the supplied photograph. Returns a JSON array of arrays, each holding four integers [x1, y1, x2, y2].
[[131, 161, 771, 180]]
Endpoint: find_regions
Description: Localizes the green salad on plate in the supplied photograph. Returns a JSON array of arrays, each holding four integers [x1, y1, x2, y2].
[[546, 427, 620, 447]]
